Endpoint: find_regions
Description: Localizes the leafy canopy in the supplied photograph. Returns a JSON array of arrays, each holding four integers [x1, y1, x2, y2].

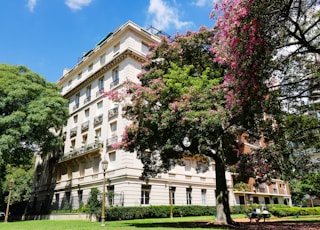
[[0, 64, 69, 165]]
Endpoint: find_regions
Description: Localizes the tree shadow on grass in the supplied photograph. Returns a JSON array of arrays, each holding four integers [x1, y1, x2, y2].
[[129, 221, 320, 229]]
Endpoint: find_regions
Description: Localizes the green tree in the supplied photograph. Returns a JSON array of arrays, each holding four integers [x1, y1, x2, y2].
[[4, 161, 34, 204], [0, 64, 69, 207], [87, 188, 101, 219]]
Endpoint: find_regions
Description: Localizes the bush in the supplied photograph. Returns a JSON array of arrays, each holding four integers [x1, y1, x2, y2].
[[105, 205, 216, 221], [87, 188, 101, 218], [230, 205, 246, 214], [269, 206, 320, 217]]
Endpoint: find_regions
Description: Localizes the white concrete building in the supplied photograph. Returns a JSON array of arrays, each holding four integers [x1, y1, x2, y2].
[[49, 21, 228, 210], [26, 21, 290, 213]]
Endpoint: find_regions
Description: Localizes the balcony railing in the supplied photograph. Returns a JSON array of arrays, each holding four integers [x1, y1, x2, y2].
[[96, 89, 104, 97], [106, 136, 118, 147], [84, 96, 91, 104], [108, 107, 118, 119], [257, 187, 267, 193], [70, 127, 77, 138], [73, 103, 79, 111], [81, 121, 89, 132], [60, 141, 104, 162], [94, 114, 103, 127], [110, 79, 119, 88]]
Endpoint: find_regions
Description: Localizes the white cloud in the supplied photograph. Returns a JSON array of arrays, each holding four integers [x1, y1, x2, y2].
[[27, 0, 37, 12], [192, 0, 215, 7], [65, 0, 93, 11], [192, 0, 207, 7], [147, 0, 193, 31]]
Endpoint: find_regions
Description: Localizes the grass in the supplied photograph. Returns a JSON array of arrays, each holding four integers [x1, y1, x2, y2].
[[1, 216, 218, 230], [2, 215, 320, 230]]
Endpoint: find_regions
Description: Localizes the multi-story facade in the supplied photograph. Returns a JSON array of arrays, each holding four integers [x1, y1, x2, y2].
[[51, 21, 221, 210], [29, 21, 290, 213], [232, 138, 291, 207]]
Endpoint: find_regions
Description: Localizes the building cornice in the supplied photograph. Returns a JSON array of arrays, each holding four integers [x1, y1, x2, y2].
[[63, 48, 147, 99]]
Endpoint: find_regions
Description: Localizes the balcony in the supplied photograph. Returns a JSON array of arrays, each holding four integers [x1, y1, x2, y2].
[[59, 141, 104, 162], [84, 96, 91, 105], [70, 127, 77, 138], [110, 79, 119, 88], [96, 89, 104, 97], [73, 103, 79, 111], [94, 114, 103, 127], [108, 107, 118, 119], [81, 121, 89, 132], [106, 136, 118, 147]]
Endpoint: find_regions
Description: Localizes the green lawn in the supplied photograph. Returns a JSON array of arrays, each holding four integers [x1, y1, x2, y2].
[[2, 215, 320, 230], [1, 216, 219, 230]]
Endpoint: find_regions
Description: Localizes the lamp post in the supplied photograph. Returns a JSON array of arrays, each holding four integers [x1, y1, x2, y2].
[[101, 160, 108, 227], [169, 187, 173, 218], [4, 178, 14, 223]]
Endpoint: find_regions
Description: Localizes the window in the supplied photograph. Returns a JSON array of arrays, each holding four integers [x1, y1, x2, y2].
[[201, 189, 207, 205], [71, 140, 75, 149], [95, 128, 101, 139], [66, 191, 71, 204], [88, 63, 93, 71], [111, 68, 119, 88], [141, 185, 151, 205], [186, 187, 192, 205], [77, 72, 82, 80], [85, 109, 90, 120], [78, 190, 83, 205], [109, 151, 116, 162], [74, 93, 80, 110], [98, 77, 104, 92], [55, 193, 60, 205], [113, 43, 120, 55], [253, 196, 259, 204], [100, 53, 106, 65], [97, 101, 103, 114], [82, 135, 87, 146], [107, 185, 114, 206], [272, 184, 279, 194], [68, 79, 72, 87], [239, 196, 245, 205], [85, 85, 91, 104], [169, 187, 175, 205], [110, 122, 117, 133], [264, 197, 270, 204], [73, 115, 78, 124]]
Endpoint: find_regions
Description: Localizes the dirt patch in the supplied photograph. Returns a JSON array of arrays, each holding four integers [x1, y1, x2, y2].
[[178, 220, 320, 229], [236, 221, 320, 229]]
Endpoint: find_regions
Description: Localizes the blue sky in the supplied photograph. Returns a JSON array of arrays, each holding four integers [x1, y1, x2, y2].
[[0, 0, 215, 83]]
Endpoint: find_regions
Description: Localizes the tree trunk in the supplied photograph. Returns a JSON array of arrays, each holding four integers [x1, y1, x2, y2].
[[213, 154, 234, 225]]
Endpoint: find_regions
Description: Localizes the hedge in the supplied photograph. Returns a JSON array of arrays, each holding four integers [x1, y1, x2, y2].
[[51, 204, 320, 220], [105, 205, 216, 220], [269, 206, 320, 217]]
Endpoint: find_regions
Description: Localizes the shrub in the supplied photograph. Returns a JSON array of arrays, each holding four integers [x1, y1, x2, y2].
[[105, 205, 216, 221], [87, 188, 101, 218]]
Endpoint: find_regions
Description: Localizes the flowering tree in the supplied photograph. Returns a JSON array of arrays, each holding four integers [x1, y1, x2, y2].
[[105, 28, 245, 224], [106, 0, 320, 225], [212, 0, 320, 208]]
